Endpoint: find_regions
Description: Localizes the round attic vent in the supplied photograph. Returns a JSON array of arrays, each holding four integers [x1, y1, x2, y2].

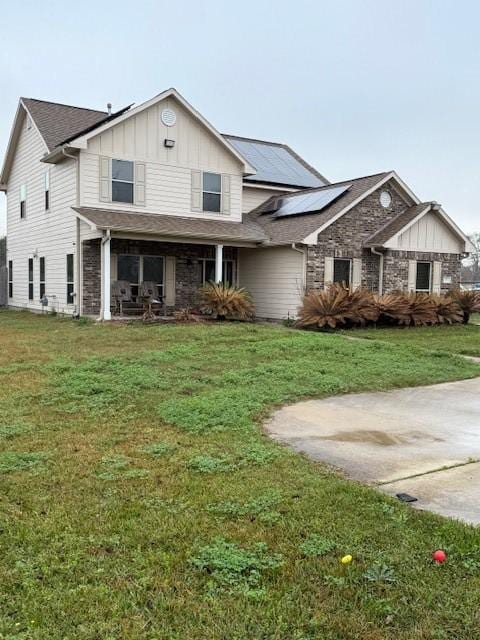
[[380, 190, 392, 208], [161, 108, 176, 127]]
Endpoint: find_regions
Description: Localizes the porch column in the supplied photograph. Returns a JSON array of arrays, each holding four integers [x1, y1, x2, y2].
[[102, 232, 111, 320], [215, 244, 223, 283]]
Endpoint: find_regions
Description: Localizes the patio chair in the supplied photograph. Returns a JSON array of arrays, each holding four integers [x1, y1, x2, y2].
[[111, 280, 132, 315]]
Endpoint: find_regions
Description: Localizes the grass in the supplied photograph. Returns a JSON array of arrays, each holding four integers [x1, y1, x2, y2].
[[0, 309, 480, 639], [351, 321, 480, 357]]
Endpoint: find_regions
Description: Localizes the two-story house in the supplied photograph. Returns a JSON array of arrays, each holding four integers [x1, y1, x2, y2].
[[0, 88, 473, 320]]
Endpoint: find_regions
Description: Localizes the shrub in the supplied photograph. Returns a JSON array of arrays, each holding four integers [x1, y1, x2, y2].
[[348, 288, 380, 326], [432, 295, 463, 325], [374, 292, 411, 326], [297, 285, 466, 330], [200, 283, 255, 321], [296, 284, 352, 329], [405, 292, 438, 326], [450, 289, 480, 324]]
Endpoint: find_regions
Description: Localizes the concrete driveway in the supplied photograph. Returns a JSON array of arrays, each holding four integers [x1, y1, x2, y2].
[[265, 377, 480, 524]]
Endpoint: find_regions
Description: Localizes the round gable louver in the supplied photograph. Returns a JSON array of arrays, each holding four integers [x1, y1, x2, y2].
[[161, 108, 176, 127], [380, 190, 392, 208]]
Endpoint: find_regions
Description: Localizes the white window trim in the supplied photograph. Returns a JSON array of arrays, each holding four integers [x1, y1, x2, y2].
[[45, 170, 50, 211], [202, 172, 222, 213], [112, 159, 135, 204], [415, 261, 432, 293], [200, 258, 235, 285], [333, 257, 352, 287], [116, 254, 166, 297], [20, 183, 27, 219]]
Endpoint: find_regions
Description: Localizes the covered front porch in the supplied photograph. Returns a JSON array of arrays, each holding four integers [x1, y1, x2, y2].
[[81, 236, 238, 319]]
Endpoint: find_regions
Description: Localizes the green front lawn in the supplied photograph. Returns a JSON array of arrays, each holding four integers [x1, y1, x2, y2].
[[351, 323, 480, 357], [1, 310, 480, 639]]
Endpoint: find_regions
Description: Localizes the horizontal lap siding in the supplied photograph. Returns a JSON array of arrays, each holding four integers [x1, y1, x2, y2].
[[81, 96, 244, 222], [239, 247, 304, 320], [81, 152, 243, 222], [242, 187, 286, 213], [7, 118, 78, 314]]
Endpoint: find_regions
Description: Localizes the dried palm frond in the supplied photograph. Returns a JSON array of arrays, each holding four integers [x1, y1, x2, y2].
[[374, 291, 411, 325], [449, 289, 480, 324], [200, 282, 255, 321], [405, 292, 438, 326], [431, 295, 463, 325], [348, 288, 380, 326], [296, 284, 352, 329], [173, 307, 203, 322]]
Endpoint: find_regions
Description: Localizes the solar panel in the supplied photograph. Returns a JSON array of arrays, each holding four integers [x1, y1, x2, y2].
[[273, 184, 351, 218], [225, 137, 326, 188]]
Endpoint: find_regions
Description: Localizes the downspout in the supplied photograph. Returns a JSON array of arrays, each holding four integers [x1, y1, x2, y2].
[[292, 242, 307, 295], [99, 229, 111, 321], [370, 247, 384, 295], [62, 147, 81, 316]]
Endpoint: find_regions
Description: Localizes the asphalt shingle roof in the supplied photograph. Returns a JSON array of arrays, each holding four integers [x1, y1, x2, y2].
[[21, 98, 110, 151], [364, 203, 431, 247], [247, 172, 390, 245], [74, 207, 267, 243]]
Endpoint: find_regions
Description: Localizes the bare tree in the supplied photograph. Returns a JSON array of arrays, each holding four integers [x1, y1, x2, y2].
[[462, 233, 480, 283]]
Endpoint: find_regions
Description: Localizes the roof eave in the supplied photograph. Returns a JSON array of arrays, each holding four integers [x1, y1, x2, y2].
[[67, 88, 256, 176]]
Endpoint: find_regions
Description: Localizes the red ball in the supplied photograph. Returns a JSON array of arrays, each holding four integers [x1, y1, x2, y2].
[[432, 549, 447, 563]]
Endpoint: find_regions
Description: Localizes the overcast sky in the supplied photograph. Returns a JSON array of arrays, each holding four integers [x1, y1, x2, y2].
[[1, 0, 479, 235]]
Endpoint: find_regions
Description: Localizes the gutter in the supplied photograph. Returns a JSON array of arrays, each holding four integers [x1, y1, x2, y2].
[[292, 243, 307, 294], [370, 247, 384, 295]]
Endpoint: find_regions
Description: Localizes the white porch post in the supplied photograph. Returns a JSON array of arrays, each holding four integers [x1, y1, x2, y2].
[[215, 244, 223, 283], [102, 231, 111, 320]]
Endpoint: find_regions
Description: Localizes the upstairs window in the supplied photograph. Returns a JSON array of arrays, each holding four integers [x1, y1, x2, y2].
[[45, 170, 50, 210], [112, 159, 134, 204], [416, 262, 431, 292], [66, 254, 74, 304], [8, 261, 12, 298], [28, 258, 34, 300], [20, 184, 27, 219], [40, 257, 46, 299], [333, 258, 351, 287], [202, 172, 221, 212]]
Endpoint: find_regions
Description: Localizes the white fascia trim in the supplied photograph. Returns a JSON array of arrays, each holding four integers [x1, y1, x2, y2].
[[301, 172, 421, 245], [382, 205, 432, 248], [383, 206, 472, 252], [301, 172, 395, 244], [0, 100, 50, 185], [67, 88, 256, 176], [243, 183, 298, 192], [76, 211, 99, 231]]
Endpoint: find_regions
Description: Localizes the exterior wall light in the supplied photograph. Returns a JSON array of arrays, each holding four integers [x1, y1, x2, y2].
[[164, 139, 175, 148]]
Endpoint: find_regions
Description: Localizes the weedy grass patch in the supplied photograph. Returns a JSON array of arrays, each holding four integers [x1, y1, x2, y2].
[[1, 311, 480, 639]]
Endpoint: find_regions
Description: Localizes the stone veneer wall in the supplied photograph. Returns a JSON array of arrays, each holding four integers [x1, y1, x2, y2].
[[383, 250, 462, 293], [82, 238, 237, 316], [306, 181, 408, 291], [305, 181, 462, 294]]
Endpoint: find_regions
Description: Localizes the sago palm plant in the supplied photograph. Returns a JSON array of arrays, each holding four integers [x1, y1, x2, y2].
[[296, 284, 352, 329], [431, 295, 463, 325], [200, 282, 255, 321], [449, 289, 480, 324]]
